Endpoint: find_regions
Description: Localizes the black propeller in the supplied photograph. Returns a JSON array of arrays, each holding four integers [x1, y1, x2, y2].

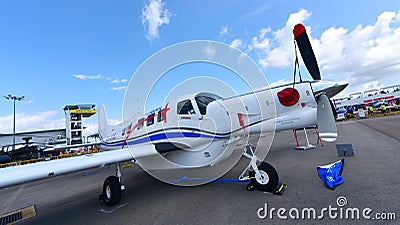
[[293, 23, 338, 142], [293, 23, 321, 80]]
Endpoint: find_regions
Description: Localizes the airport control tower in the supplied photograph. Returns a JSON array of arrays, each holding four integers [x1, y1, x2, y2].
[[63, 104, 96, 145]]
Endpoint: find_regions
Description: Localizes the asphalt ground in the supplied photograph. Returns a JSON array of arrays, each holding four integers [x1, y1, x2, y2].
[[1, 115, 399, 224]]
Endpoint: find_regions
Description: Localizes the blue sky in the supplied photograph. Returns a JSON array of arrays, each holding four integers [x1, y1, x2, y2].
[[1, 0, 400, 134]]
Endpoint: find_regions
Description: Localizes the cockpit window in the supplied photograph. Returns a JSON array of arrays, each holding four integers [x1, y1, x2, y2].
[[177, 100, 196, 115], [195, 95, 218, 115]]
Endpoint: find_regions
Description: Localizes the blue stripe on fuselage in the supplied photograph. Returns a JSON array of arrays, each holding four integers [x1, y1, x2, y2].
[[101, 131, 224, 147]]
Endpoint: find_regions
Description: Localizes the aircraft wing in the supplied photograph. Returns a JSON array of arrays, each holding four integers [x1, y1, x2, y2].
[[43, 141, 101, 152], [0, 149, 133, 188]]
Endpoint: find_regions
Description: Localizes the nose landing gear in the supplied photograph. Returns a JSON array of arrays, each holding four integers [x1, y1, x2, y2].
[[240, 144, 286, 195]]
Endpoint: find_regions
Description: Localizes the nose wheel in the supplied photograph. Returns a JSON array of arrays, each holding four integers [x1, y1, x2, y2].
[[248, 162, 279, 192], [241, 144, 286, 194]]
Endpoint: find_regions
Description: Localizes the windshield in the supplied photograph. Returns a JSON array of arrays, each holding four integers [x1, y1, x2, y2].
[[177, 100, 196, 115], [195, 94, 221, 115]]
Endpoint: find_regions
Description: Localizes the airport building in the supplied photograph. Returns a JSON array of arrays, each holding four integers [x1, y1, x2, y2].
[[1, 104, 96, 151], [63, 104, 96, 145]]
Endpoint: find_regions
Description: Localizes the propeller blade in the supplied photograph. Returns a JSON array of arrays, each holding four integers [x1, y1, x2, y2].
[[317, 94, 337, 142], [293, 23, 321, 80]]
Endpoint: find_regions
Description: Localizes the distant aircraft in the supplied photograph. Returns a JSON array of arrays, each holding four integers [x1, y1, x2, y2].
[[0, 24, 347, 206], [0, 128, 67, 162], [372, 100, 388, 108], [335, 106, 347, 121], [0, 154, 11, 164], [0, 137, 45, 163]]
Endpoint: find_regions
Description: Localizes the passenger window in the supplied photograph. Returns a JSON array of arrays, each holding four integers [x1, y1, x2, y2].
[[157, 110, 164, 122], [137, 118, 144, 130], [177, 100, 196, 115], [146, 114, 155, 126]]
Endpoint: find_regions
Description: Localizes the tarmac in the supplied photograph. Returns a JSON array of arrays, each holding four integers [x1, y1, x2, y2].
[[1, 115, 399, 224]]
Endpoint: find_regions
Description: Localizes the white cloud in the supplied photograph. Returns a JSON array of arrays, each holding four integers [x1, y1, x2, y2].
[[141, 0, 171, 41], [23, 99, 34, 104], [73, 74, 103, 80], [73, 74, 128, 83], [86, 118, 122, 138], [248, 9, 311, 68], [83, 123, 98, 136], [269, 79, 292, 87], [230, 39, 243, 49], [111, 78, 128, 84], [243, 8, 400, 92], [249, 27, 271, 53], [0, 111, 65, 133], [0, 110, 125, 140], [239, 2, 271, 21], [0, 111, 122, 138], [111, 86, 127, 91], [202, 45, 216, 59], [315, 10, 400, 86], [73, 74, 129, 91], [361, 80, 384, 91], [107, 118, 122, 126], [220, 26, 229, 35]]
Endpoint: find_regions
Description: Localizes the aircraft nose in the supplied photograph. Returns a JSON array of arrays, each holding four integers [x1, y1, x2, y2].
[[204, 101, 232, 133]]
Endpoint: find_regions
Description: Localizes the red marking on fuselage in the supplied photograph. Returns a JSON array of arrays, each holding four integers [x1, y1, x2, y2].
[[160, 103, 170, 123], [237, 113, 244, 128], [122, 102, 170, 148]]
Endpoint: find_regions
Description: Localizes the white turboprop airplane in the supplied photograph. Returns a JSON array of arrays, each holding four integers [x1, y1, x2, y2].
[[0, 24, 348, 206]]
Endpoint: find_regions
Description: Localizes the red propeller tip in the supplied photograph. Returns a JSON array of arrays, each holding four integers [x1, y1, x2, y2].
[[293, 23, 306, 39]]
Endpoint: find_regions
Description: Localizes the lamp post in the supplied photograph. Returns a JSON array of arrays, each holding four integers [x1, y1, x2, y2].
[[4, 94, 24, 152]]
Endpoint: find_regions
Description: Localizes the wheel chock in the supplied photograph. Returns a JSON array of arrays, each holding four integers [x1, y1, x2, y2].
[[99, 193, 105, 203], [272, 183, 287, 195], [246, 183, 255, 191]]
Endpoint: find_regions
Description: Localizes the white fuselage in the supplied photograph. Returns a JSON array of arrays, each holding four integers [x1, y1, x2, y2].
[[100, 82, 318, 168]]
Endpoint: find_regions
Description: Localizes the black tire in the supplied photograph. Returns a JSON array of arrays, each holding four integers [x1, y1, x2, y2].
[[249, 162, 279, 192], [102, 176, 122, 206]]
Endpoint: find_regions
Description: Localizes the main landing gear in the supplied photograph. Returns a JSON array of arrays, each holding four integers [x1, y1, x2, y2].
[[99, 162, 125, 206], [240, 144, 286, 195]]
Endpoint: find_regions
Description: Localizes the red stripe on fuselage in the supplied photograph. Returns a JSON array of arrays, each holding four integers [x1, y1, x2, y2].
[[122, 103, 170, 148]]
